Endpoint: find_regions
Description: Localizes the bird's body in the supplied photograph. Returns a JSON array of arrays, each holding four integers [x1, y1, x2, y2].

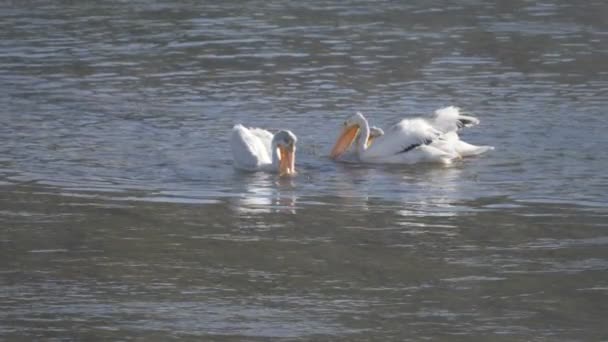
[[330, 106, 493, 164], [231, 124, 297, 175]]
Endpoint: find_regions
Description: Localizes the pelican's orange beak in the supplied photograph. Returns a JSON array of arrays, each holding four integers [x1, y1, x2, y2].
[[330, 125, 359, 159], [278, 144, 296, 176]]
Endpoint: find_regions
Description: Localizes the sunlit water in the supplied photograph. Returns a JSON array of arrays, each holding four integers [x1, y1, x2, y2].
[[1, 0, 608, 340]]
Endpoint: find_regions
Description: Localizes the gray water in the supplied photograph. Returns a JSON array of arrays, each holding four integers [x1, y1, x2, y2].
[[1, 0, 608, 340]]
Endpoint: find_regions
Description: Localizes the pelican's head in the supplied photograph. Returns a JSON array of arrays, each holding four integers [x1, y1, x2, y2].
[[367, 126, 384, 148], [273, 130, 297, 176], [330, 112, 366, 159]]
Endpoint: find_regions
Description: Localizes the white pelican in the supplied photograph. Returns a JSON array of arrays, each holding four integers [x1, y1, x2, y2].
[[330, 106, 493, 164], [231, 124, 297, 176]]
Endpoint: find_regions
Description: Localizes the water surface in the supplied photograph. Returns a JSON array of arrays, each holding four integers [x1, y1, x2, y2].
[[1, 0, 608, 340]]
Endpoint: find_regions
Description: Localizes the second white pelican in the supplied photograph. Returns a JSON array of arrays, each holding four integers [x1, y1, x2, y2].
[[231, 124, 297, 176], [330, 106, 493, 164]]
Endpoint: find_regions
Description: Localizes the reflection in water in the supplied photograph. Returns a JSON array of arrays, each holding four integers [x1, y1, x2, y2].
[[330, 162, 469, 214], [230, 172, 298, 214]]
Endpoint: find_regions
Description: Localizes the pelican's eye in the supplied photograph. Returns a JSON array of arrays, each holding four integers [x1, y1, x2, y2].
[[343, 121, 347, 127]]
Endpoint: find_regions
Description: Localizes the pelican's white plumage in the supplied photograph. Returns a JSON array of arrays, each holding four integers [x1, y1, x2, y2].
[[231, 124, 297, 175], [330, 106, 493, 164]]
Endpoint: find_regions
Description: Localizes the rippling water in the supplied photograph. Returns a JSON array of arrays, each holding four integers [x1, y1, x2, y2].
[[2, 0, 608, 340]]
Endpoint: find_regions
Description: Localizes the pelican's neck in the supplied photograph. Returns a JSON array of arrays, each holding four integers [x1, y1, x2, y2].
[[270, 137, 280, 169], [356, 115, 371, 155]]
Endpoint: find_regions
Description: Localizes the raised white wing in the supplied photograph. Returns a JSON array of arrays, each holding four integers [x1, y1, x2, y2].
[[431, 106, 480, 133], [362, 118, 442, 159], [230, 124, 272, 170]]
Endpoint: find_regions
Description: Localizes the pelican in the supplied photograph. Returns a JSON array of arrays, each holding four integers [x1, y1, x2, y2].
[[231, 124, 297, 175], [330, 106, 493, 164]]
